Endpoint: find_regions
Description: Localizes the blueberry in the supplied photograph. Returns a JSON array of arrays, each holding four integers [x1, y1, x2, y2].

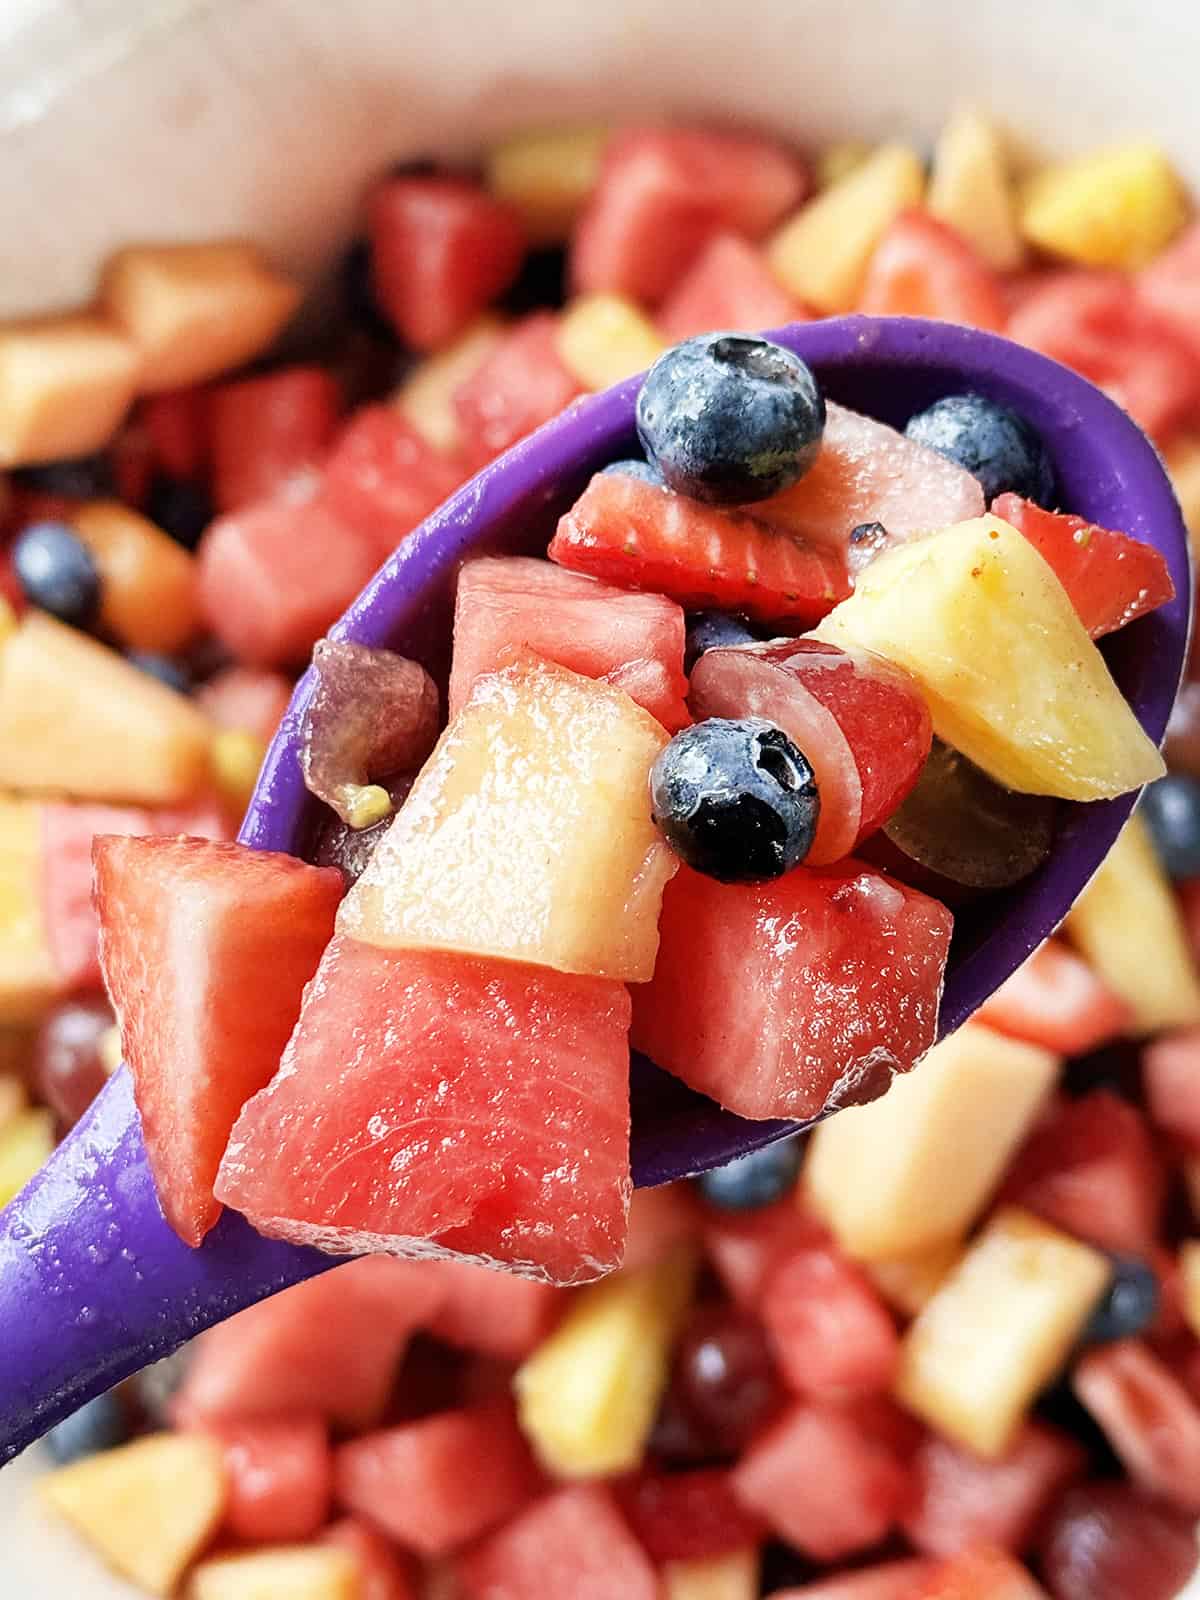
[[636, 334, 825, 505], [602, 457, 665, 486], [13, 452, 114, 499], [12, 521, 101, 626], [45, 1391, 128, 1464], [1082, 1257, 1160, 1345], [905, 393, 1055, 507], [697, 1136, 804, 1211], [684, 610, 757, 671], [650, 716, 819, 882], [1140, 774, 1200, 879], [127, 652, 193, 694], [146, 475, 214, 550]]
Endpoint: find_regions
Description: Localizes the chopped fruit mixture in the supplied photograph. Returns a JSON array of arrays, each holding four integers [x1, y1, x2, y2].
[[2, 112, 1199, 1599]]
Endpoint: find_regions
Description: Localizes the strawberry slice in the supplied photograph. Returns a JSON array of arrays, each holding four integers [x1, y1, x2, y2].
[[549, 471, 849, 625]]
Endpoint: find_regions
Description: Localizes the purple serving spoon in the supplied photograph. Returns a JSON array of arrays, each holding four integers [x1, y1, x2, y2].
[[0, 316, 1190, 1463]]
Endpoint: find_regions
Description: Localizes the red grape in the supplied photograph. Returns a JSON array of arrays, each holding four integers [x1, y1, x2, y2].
[[673, 1304, 783, 1455], [32, 995, 114, 1130], [1037, 1482, 1197, 1600]]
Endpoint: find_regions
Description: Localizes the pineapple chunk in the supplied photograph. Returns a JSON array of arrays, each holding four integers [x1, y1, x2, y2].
[[0, 1072, 26, 1131], [339, 658, 675, 981], [0, 314, 139, 467], [394, 313, 506, 453], [806, 1023, 1058, 1262], [0, 797, 60, 1024], [1180, 1240, 1200, 1341], [487, 125, 610, 243], [865, 1237, 965, 1318], [813, 515, 1164, 799], [662, 1549, 760, 1600], [1021, 141, 1189, 270], [895, 1208, 1110, 1457], [189, 1546, 359, 1600], [210, 727, 268, 819], [42, 1432, 227, 1596], [928, 110, 1025, 271], [1165, 433, 1200, 555], [557, 294, 665, 390], [0, 611, 213, 804], [1065, 813, 1200, 1033], [514, 1247, 697, 1477], [767, 144, 925, 313], [70, 500, 201, 654], [101, 242, 301, 391], [0, 1105, 54, 1206], [816, 140, 873, 191]]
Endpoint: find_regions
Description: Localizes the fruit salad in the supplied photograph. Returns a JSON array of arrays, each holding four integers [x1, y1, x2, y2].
[[2, 112, 1200, 1599]]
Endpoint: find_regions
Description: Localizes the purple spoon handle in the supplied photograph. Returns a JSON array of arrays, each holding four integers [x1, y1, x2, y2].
[[0, 318, 1190, 1461]]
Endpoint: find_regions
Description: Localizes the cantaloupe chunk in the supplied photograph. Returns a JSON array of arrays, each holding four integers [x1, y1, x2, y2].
[[0, 796, 60, 1024], [70, 500, 200, 654], [928, 109, 1025, 271], [486, 125, 610, 243], [0, 313, 139, 467], [394, 313, 506, 453], [557, 294, 665, 389], [813, 516, 1164, 799], [662, 1549, 760, 1600], [188, 1545, 359, 1600], [864, 1237, 965, 1318], [1021, 141, 1189, 270]]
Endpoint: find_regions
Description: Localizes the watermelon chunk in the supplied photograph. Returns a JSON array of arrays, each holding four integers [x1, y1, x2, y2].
[[991, 494, 1175, 638], [1138, 220, 1200, 363], [318, 407, 463, 563], [623, 1182, 701, 1273], [41, 801, 152, 991], [550, 470, 850, 626], [1144, 1027, 1200, 1150], [731, 1398, 911, 1561], [94, 834, 342, 1245], [1073, 1339, 1200, 1512], [321, 1519, 417, 1600], [215, 938, 632, 1283], [1036, 1481, 1199, 1600], [917, 1546, 1049, 1599], [760, 1244, 900, 1398], [975, 940, 1131, 1057], [452, 312, 581, 470], [689, 637, 931, 865], [195, 666, 294, 746], [368, 175, 526, 350], [423, 1258, 561, 1360], [702, 1199, 832, 1306], [572, 127, 807, 305], [615, 1467, 764, 1562], [142, 387, 209, 481], [448, 555, 687, 728], [770, 1561, 937, 1599], [209, 366, 340, 512], [173, 1257, 443, 1430], [333, 1404, 541, 1556], [207, 1413, 332, 1544], [857, 210, 1006, 329], [657, 231, 806, 341], [631, 862, 952, 1121], [456, 1483, 659, 1600]]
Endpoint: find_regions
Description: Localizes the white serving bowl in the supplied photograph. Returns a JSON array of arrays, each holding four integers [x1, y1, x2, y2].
[[3, 0, 1200, 1593]]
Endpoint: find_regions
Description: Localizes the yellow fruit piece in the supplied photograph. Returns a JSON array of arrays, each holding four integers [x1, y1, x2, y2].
[[1180, 1240, 1200, 1341], [514, 1247, 696, 1477], [42, 1431, 227, 1596], [70, 499, 201, 654], [663, 1549, 760, 1600], [98, 1024, 123, 1077], [0, 597, 17, 646], [1165, 433, 1200, 555], [767, 144, 925, 313], [895, 1208, 1110, 1457], [340, 658, 676, 981], [395, 314, 506, 454], [341, 782, 392, 830], [0, 1106, 54, 1207], [865, 1237, 965, 1319], [102, 242, 301, 391], [816, 140, 873, 191], [558, 293, 665, 390], [1066, 812, 1200, 1033], [813, 515, 1164, 799], [806, 1023, 1058, 1262], [1021, 140, 1190, 271], [0, 313, 139, 468], [487, 124, 610, 243], [211, 728, 267, 819], [0, 611, 213, 805], [189, 1545, 359, 1600], [0, 1072, 27, 1132], [928, 109, 1025, 271], [0, 796, 61, 1025]]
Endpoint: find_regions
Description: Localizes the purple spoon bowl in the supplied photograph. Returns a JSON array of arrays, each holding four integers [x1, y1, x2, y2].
[[0, 316, 1190, 1462]]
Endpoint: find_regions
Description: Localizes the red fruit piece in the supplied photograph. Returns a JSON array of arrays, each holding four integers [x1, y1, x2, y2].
[[31, 995, 114, 1130], [760, 1245, 899, 1398], [453, 312, 581, 470], [631, 861, 952, 1121], [1074, 1339, 1200, 1513], [449, 555, 688, 729], [975, 940, 1131, 1057], [368, 175, 526, 351], [1139, 220, 1200, 364], [196, 666, 294, 746], [991, 493, 1175, 638], [917, 1546, 1048, 1599], [702, 1200, 831, 1306], [333, 1403, 541, 1557], [550, 471, 850, 627], [732, 1398, 911, 1561], [208, 1413, 332, 1544], [658, 231, 806, 341], [902, 1422, 1085, 1558], [173, 1257, 444, 1430], [1037, 1481, 1199, 1600], [769, 1560, 937, 1599], [615, 1467, 764, 1562], [622, 1182, 701, 1273], [669, 1302, 785, 1457], [41, 800, 152, 991], [215, 938, 633, 1284], [142, 387, 209, 480], [572, 127, 807, 305], [94, 834, 343, 1245], [457, 1483, 659, 1600], [322, 1519, 417, 1600], [423, 1259, 561, 1361], [197, 492, 379, 667], [690, 636, 931, 865], [209, 366, 340, 512], [857, 211, 1006, 329], [997, 1089, 1164, 1254], [1007, 270, 1200, 440], [318, 407, 463, 563], [1144, 1027, 1200, 1150]]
